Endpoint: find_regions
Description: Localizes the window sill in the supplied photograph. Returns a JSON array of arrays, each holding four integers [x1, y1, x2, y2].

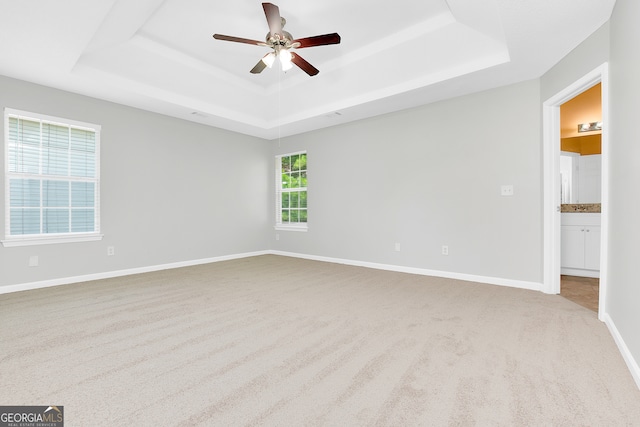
[[274, 224, 308, 232], [1, 233, 104, 247]]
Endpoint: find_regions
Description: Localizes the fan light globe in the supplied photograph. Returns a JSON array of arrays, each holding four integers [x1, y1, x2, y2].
[[262, 52, 276, 68], [279, 48, 293, 70]]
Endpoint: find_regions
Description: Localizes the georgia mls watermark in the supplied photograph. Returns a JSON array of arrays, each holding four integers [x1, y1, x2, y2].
[[0, 406, 63, 427]]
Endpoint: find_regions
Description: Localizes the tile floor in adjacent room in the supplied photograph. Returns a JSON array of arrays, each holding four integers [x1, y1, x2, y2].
[[561, 275, 599, 313]]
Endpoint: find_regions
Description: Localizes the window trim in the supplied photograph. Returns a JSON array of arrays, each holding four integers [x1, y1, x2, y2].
[[2, 108, 103, 247], [274, 223, 308, 232], [275, 150, 308, 232]]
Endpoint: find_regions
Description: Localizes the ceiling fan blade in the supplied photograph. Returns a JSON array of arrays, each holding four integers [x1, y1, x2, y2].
[[290, 52, 319, 76], [292, 33, 341, 49], [213, 34, 266, 46], [262, 3, 283, 39], [250, 55, 270, 74]]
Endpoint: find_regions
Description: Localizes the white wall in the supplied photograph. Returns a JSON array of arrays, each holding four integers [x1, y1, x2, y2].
[[0, 76, 270, 289], [608, 0, 640, 374], [271, 80, 542, 283]]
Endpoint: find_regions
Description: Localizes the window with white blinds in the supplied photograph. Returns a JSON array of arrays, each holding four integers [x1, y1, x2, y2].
[[275, 151, 307, 231], [3, 108, 102, 246]]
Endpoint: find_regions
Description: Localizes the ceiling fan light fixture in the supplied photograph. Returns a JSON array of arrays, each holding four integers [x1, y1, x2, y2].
[[262, 52, 276, 68], [212, 3, 341, 76]]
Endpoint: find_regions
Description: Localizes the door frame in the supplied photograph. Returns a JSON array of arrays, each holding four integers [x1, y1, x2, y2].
[[542, 63, 609, 321]]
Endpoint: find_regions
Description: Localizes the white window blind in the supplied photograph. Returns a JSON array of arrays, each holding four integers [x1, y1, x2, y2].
[[275, 151, 307, 231], [3, 108, 102, 246]]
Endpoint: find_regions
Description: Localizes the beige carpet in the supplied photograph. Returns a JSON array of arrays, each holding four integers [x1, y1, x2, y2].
[[1, 255, 639, 426]]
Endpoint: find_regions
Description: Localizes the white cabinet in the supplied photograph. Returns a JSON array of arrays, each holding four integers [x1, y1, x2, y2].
[[561, 225, 600, 269], [561, 213, 601, 278]]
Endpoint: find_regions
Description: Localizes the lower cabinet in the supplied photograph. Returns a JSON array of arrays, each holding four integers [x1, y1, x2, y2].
[[561, 213, 601, 278]]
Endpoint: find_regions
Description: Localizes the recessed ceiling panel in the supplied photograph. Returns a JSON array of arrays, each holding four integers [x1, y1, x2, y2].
[[0, 0, 616, 139]]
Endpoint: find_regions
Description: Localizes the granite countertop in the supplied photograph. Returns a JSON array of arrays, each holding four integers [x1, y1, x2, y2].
[[561, 203, 601, 213]]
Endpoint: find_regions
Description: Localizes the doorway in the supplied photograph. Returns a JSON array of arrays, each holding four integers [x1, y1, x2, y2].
[[542, 63, 609, 321], [558, 84, 602, 313]]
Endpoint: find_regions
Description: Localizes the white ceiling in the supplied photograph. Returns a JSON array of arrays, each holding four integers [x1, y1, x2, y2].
[[0, 0, 615, 140]]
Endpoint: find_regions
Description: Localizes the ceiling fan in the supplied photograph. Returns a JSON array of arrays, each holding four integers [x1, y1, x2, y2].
[[213, 2, 341, 76]]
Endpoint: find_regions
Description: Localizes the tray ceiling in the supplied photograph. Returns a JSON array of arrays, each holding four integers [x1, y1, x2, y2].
[[0, 0, 615, 139]]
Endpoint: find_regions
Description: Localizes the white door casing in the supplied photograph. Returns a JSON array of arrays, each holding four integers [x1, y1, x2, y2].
[[542, 63, 609, 321]]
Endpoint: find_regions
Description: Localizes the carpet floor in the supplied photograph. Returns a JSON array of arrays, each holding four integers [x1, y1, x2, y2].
[[1, 255, 639, 426]]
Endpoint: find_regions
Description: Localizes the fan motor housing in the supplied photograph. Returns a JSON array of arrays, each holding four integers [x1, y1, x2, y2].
[[266, 30, 293, 47]]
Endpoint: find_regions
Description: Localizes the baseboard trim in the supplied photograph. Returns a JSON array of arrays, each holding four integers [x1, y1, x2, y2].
[[269, 250, 542, 291], [0, 250, 271, 295], [603, 313, 640, 390], [1, 250, 542, 295]]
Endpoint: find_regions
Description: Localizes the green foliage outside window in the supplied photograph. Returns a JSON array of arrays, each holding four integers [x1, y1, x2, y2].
[[279, 153, 307, 224]]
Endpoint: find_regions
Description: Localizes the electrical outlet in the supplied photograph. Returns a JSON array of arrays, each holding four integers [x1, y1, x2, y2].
[[501, 185, 514, 196], [276, 234, 280, 241], [28, 255, 39, 267], [395, 243, 401, 252], [107, 246, 115, 256], [441, 245, 449, 256]]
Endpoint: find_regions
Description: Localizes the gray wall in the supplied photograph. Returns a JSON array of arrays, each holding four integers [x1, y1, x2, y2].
[[608, 0, 640, 369], [272, 80, 543, 283], [0, 76, 270, 288]]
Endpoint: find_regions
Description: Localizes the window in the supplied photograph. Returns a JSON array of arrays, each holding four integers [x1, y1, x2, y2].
[[275, 151, 307, 231], [2, 108, 102, 246]]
